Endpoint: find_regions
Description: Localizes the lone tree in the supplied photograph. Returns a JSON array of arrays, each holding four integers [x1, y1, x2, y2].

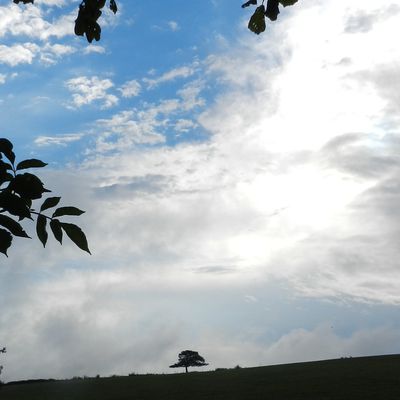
[[169, 350, 208, 373]]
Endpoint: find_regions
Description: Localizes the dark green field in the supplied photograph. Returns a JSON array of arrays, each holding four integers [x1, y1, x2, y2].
[[1, 354, 400, 400]]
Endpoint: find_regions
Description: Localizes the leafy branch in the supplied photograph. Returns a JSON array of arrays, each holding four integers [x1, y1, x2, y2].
[[13, 0, 118, 43], [12, 0, 298, 42], [242, 0, 298, 34], [0, 138, 90, 257]]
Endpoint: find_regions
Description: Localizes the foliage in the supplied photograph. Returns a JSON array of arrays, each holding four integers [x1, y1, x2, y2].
[[13, 0, 118, 43], [12, 0, 297, 42], [169, 350, 208, 373], [242, 0, 298, 34], [0, 139, 90, 257]]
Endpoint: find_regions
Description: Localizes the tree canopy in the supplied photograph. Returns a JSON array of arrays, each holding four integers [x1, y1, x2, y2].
[[169, 350, 208, 373]]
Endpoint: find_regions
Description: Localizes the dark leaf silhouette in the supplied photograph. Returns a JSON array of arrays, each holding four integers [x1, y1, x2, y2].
[[61, 223, 91, 254], [248, 5, 266, 35], [0, 160, 12, 171], [36, 214, 48, 248], [0, 191, 31, 220], [0, 138, 15, 164], [74, 0, 118, 43], [0, 215, 30, 238], [9, 173, 50, 200], [279, 0, 298, 6], [16, 159, 48, 171], [265, 0, 280, 21], [242, 0, 257, 8], [50, 219, 63, 244], [52, 207, 85, 218], [0, 161, 13, 185], [0, 228, 12, 256], [243, 0, 298, 33], [40, 196, 61, 212], [110, 0, 117, 14]]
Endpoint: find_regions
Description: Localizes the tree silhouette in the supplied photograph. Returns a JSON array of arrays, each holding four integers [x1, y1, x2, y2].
[[0, 139, 90, 257], [11, 0, 298, 42], [169, 350, 208, 373]]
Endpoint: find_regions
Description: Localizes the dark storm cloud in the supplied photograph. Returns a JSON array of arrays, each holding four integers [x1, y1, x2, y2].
[[344, 4, 400, 34]]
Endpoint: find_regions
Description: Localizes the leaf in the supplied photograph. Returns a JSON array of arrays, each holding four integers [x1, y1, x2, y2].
[[16, 159, 48, 171], [279, 0, 298, 7], [40, 197, 61, 212], [265, 0, 280, 21], [9, 173, 51, 200], [0, 160, 13, 171], [36, 214, 48, 248], [110, 0, 118, 14], [0, 215, 30, 238], [241, 0, 257, 8], [0, 170, 13, 186], [0, 228, 12, 256], [61, 223, 91, 254], [50, 219, 63, 244], [0, 138, 15, 164], [248, 5, 266, 34], [52, 207, 85, 218], [0, 191, 31, 220]]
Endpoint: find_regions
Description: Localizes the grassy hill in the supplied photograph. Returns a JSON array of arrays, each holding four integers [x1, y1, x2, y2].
[[1, 354, 400, 400]]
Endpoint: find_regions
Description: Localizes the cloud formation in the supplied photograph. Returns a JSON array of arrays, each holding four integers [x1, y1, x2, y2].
[[1, 0, 400, 383], [65, 76, 119, 109]]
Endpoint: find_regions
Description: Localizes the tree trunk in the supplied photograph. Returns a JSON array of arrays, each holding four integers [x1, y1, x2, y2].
[[185, 366, 188, 373]]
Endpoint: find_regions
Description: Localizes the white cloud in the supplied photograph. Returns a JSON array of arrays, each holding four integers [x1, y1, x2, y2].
[[167, 20, 180, 32], [0, 42, 39, 65], [65, 76, 119, 109], [174, 119, 197, 133], [93, 109, 166, 152], [118, 79, 141, 98], [39, 43, 75, 64], [34, 134, 83, 147], [143, 65, 198, 89], [83, 45, 106, 54], [177, 79, 205, 110], [0, 4, 75, 40]]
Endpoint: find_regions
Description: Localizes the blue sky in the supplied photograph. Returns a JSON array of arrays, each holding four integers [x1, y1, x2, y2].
[[1, 0, 400, 381]]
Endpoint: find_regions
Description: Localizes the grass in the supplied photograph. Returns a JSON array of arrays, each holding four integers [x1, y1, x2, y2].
[[1, 354, 400, 399]]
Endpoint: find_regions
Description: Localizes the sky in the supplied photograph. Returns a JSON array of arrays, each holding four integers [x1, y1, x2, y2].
[[1, 0, 400, 382]]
